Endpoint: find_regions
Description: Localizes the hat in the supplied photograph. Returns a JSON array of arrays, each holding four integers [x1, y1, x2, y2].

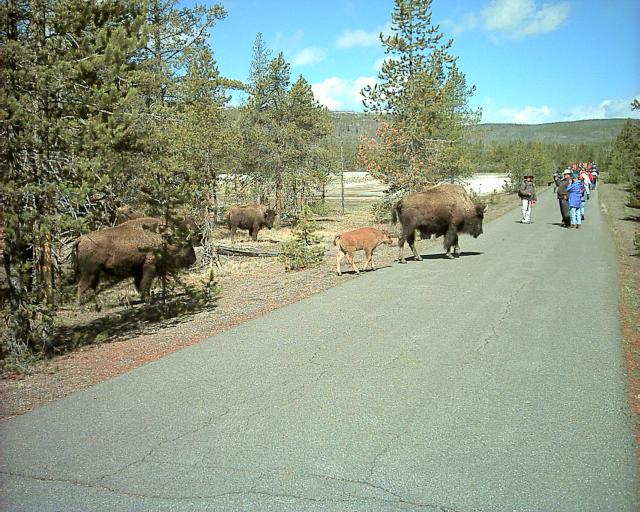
[[563, 169, 571, 175], [524, 174, 534, 178]]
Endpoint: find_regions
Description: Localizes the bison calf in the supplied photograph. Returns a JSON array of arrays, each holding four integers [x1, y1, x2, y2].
[[75, 221, 196, 302], [226, 204, 276, 241], [334, 227, 394, 276]]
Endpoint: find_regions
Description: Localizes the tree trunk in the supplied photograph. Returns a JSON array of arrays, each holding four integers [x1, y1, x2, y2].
[[275, 172, 283, 216]]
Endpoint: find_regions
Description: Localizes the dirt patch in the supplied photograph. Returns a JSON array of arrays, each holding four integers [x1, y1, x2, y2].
[[599, 184, 640, 445], [0, 192, 520, 420]]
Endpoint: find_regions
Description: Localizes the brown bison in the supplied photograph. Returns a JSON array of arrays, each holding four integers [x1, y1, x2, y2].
[[115, 205, 145, 225], [75, 219, 196, 302], [392, 184, 487, 263], [334, 227, 394, 275], [226, 204, 276, 241]]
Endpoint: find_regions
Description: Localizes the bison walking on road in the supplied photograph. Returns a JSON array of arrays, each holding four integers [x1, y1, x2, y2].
[[334, 227, 394, 275], [226, 204, 276, 241], [392, 184, 487, 263], [74, 218, 197, 302]]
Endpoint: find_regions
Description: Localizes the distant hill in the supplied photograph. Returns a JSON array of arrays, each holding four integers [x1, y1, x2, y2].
[[330, 112, 628, 145], [466, 119, 629, 144]]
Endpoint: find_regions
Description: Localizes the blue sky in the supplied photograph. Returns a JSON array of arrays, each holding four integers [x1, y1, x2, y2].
[[197, 0, 639, 124]]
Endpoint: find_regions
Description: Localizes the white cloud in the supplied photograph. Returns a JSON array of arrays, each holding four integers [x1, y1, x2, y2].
[[497, 105, 552, 123], [519, 3, 571, 37], [482, 0, 570, 38], [336, 23, 392, 49], [564, 98, 640, 121], [480, 95, 640, 124], [291, 47, 326, 66], [311, 76, 377, 111]]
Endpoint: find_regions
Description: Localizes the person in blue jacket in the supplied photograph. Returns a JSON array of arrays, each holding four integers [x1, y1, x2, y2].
[[566, 173, 583, 228]]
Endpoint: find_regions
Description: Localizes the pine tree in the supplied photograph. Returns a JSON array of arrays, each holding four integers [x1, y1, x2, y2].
[[1, 0, 145, 354], [359, 0, 480, 193]]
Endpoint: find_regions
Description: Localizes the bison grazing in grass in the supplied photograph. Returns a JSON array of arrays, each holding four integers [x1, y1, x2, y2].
[[334, 227, 394, 275], [75, 218, 197, 302], [392, 184, 487, 263], [226, 204, 276, 241]]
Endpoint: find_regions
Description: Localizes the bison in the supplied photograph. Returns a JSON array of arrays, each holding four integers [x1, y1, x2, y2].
[[334, 227, 394, 276], [226, 204, 276, 241], [392, 184, 487, 263], [115, 205, 145, 225], [74, 218, 196, 302]]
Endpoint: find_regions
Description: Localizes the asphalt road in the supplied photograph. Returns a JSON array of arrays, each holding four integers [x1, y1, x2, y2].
[[1, 188, 638, 511]]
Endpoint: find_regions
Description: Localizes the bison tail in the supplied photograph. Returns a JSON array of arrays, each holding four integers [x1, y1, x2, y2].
[[333, 235, 340, 246], [391, 201, 401, 225]]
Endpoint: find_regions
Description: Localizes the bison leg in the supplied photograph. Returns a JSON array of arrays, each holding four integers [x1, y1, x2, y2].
[[336, 250, 344, 276], [397, 233, 407, 263], [363, 248, 373, 271], [444, 225, 458, 259], [229, 226, 237, 242], [77, 271, 100, 304], [407, 231, 422, 261], [139, 255, 157, 302], [251, 224, 259, 241], [346, 251, 359, 274]]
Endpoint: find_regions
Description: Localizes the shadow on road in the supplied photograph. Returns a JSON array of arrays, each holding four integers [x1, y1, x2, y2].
[[407, 251, 484, 261]]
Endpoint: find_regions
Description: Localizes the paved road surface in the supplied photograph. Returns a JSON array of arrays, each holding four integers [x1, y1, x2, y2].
[[1, 189, 638, 511]]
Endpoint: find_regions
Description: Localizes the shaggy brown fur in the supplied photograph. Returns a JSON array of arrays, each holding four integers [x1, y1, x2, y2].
[[333, 227, 394, 275], [75, 222, 196, 302], [115, 205, 145, 225], [392, 184, 487, 263], [226, 204, 276, 241]]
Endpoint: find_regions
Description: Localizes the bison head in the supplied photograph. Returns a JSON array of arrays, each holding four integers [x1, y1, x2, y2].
[[380, 230, 395, 246], [264, 209, 276, 229], [466, 203, 487, 238]]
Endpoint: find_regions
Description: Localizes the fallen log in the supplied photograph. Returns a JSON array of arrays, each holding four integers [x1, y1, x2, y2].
[[214, 245, 280, 258]]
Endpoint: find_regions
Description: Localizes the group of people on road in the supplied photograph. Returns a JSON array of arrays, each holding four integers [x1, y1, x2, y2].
[[553, 162, 598, 229], [517, 161, 599, 228]]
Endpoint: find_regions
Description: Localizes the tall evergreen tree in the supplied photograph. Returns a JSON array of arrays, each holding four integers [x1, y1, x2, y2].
[[1, 0, 145, 353], [359, 0, 480, 192]]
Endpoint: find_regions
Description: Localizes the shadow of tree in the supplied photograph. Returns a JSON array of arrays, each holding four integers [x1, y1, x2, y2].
[[50, 293, 219, 356]]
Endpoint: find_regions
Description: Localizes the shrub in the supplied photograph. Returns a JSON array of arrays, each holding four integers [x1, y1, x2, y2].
[[279, 206, 325, 271]]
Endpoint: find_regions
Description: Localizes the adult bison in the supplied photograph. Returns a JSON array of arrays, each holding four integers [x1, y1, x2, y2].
[[115, 205, 145, 225], [74, 217, 197, 302], [392, 184, 487, 263], [226, 204, 276, 241]]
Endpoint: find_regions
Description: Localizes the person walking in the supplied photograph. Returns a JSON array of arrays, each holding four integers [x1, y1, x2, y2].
[[518, 173, 537, 224], [566, 172, 583, 228], [555, 169, 571, 227], [579, 171, 591, 221]]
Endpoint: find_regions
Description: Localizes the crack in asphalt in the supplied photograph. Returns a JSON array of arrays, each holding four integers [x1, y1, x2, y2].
[[0, 468, 473, 510], [475, 282, 527, 354]]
